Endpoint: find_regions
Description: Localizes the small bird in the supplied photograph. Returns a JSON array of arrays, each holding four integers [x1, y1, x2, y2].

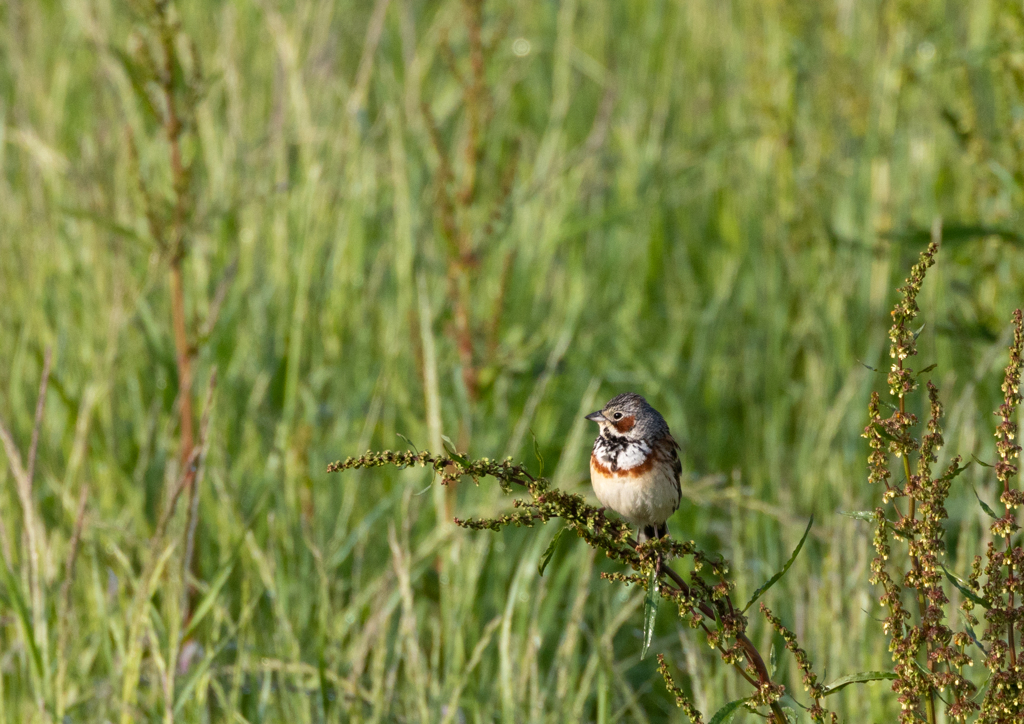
[[586, 393, 681, 543]]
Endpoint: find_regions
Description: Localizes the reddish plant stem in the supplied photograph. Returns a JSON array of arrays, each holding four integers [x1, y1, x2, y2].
[[158, 5, 195, 479], [458, 0, 485, 206], [1008, 537, 1017, 667], [660, 565, 786, 724], [169, 265, 195, 474], [153, 4, 202, 636]]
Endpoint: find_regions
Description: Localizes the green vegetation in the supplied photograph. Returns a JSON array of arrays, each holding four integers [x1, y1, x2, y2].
[[2, 0, 1024, 721]]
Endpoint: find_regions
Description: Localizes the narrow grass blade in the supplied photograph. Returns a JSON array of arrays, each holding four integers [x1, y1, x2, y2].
[[318, 648, 330, 719], [328, 485, 402, 568], [822, 671, 897, 696], [708, 697, 748, 723], [743, 516, 813, 612], [0, 562, 44, 681], [173, 598, 258, 715], [641, 565, 659, 660], [181, 554, 238, 641], [172, 630, 233, 715]]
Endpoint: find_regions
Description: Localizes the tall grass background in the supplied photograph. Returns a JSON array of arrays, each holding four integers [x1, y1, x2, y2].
[[2, 0, 1024, 721]]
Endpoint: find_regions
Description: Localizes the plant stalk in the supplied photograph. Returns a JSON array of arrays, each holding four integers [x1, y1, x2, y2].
[[900, 386, 936, 724]]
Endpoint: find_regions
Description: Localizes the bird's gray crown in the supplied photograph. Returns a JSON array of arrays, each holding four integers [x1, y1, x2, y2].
[[605, 392, 649, 412]]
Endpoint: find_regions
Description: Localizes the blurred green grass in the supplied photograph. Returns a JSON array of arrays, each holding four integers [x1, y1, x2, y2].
[[2, 0, 1024, 721]]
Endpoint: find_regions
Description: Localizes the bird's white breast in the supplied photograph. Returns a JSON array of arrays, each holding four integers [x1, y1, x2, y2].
[[593, 439, 650, 470]]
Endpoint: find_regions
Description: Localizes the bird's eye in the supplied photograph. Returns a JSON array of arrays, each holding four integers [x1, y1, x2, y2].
[[612, 412, 623, 420]]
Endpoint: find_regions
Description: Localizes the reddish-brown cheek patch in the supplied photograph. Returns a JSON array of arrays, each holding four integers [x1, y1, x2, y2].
[[612, 415, 636, 434]]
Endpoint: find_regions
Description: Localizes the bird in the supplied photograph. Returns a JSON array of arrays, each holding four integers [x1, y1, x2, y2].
[[586, 393, 682, 544]]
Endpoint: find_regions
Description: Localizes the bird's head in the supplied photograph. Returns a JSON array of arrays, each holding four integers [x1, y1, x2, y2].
[[585, 392, 667, 442]]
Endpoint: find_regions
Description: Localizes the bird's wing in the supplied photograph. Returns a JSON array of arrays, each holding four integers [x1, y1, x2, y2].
[[663, 433, 682, 510]]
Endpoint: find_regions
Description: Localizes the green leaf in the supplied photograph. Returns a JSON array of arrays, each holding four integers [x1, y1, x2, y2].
[[743, 516, 813, 612], [711, 600, 725, 633], [956, 609, 987, 654], [971, 454, 994, 468], [916, 363, 938, 377], [530, 429, 544, 477], [441, 435, 468, 464], [972, 486, 1000, 520], [537, 527, 565, 577], [942, 564, 989, 609], [781, 692, 809, 711], [641, 565, 660, 660], [395, 433, 420, 456], [822, 671, 897, 696], [839, 510, 877, 522], [871, 423, 901, 444], [0, 562, 44, 682], [707, 697, 749, 724], [939, 460, 972, 483], [856, 358, 881, 373]]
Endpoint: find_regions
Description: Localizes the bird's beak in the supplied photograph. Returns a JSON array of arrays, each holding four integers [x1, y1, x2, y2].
[[585, 410, 606, 423]]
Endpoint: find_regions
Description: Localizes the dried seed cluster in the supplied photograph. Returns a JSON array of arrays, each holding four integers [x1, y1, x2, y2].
[[863, 239, 1024, 722]]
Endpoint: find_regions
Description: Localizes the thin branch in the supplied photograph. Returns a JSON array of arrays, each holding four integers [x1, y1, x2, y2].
[[331, 449, 789, 722]]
